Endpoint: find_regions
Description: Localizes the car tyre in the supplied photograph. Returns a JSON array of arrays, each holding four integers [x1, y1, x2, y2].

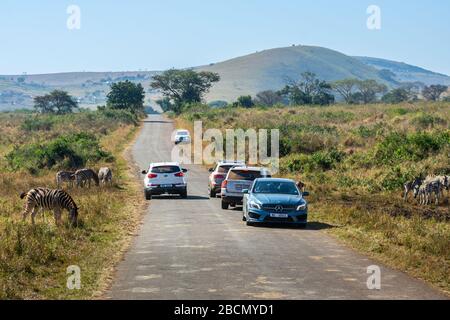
[[145, 190, 152, 201], [221, 201, 229, 210], [209, 189, 216, 198], [180, 189, 188, 199]]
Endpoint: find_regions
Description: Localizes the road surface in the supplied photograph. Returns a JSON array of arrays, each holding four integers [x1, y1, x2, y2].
[[106, 114, 446, 300]]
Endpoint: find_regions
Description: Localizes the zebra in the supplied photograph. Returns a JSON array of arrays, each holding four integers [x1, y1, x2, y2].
[[20, 188, 78, 226], [98, 167, 113, 186], [74, 168, 99, 188], [416, 179, 442, 205], [403, 177, 423, 201], [56, 171, 76, 188]]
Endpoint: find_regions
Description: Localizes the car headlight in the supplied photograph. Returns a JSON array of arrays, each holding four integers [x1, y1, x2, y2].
[[249, 201, 261, 210], [296, 203, 307, 211]]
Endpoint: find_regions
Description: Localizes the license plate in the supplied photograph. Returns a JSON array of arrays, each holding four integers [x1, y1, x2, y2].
[[161, 184, 172, 188], [270, 213, 288, 218]]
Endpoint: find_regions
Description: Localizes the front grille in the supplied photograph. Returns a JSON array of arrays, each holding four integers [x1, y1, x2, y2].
[[262, 204, 296, 212]]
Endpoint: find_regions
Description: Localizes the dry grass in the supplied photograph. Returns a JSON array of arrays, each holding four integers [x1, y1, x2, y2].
[[0, 112, 145, 299]]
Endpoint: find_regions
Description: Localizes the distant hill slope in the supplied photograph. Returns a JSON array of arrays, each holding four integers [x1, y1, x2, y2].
[[198, 45, 392, 102], [354, 56, 450, 86], [1, 45, 449, 110]]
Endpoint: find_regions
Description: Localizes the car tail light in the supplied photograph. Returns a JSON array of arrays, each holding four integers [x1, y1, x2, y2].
[[147, 173, 158, 179], [221, 180, 228, 188], [174, 172, 184, 177], [213, 174, 225, 180]]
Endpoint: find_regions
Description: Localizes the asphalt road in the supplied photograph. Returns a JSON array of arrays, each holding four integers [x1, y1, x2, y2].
[[106, 114, 446, 300]]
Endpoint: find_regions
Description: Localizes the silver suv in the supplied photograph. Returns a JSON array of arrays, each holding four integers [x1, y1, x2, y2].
[[221, 166, 271, 210], [208, 160, 245, 197]]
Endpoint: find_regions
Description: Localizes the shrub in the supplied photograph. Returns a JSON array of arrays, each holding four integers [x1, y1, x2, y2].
[[97, 108, 139, 125], [373, 131, 450, 165], [281, 149, 345, 173], [6, 132, 113, 173], [410, 112, 446, 129], [21, 117, 55, 131]]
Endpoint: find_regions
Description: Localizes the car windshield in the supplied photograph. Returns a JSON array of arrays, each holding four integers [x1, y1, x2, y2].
[[253, 181, 299, 195], [178, 131, 189, 136], [217, 165, 234, 173], [151, 166, 181, 174], [228, 170, 263, 181]]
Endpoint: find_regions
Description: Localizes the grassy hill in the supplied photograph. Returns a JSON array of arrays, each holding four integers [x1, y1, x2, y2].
[[198, 45, 393, 101], [355, 56, 450, 86]]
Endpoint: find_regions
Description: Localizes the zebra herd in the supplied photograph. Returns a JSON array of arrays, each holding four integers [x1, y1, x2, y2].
[[403, 175, 449, 205], [56, 167, 113, 189], [20, 167, 113, 226]]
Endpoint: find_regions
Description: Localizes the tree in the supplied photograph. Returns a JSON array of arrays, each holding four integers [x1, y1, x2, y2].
[[382, 88, 408, 104], [150, 69, 220, 114], [106, 80, 145, 114], [255, 90, 283, 107], [354, 79, 387, 104], [332, 79, 359, 103], [280, 72, 335, 106], [422, 85, 448, 101], [33, 90, 78, 114], [382, 86, 418, 104], [235, 95, 255, 108]]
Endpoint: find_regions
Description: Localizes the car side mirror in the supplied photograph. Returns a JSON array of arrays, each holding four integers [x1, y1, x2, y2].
[[141, 170, 147, 175], [242, 189, 249, 194], [182, 168, 188, 173], [302, 191, 310, 197]]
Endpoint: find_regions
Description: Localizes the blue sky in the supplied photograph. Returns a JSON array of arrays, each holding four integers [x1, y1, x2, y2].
[[0, 0, 449, 75]]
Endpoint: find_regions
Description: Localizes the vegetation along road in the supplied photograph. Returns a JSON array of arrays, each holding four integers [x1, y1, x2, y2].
[[106, 114, 446, 300]]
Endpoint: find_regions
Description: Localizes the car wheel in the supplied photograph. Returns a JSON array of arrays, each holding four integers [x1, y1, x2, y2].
[[209, 189, 216, 198], [246, 221, 254, 226], [180, 189, 188, 199], [145, 191, 152, 201], [298, 224, 307, 229], [221, 201, 229, 210]]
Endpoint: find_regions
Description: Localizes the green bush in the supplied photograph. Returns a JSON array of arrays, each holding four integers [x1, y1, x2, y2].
[[97, 108, 139, 125], [373, 131, 449, 165], [21, 117, 55, 131], [410, 112, 446, 129], [281, 149, 345, 173], [6, 132, 113, 173]]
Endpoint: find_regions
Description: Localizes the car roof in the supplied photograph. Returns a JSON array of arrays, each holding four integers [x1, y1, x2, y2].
[[150, 162, 180, 167], [230, 166, 269, 172], [255, 178, 295, 183], [218, 160, 245, 166], [176, 129, 190, 134]]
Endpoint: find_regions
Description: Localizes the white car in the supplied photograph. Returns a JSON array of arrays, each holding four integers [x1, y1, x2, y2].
[[172, 129, 191, 144], [141, 162, 188, 200]]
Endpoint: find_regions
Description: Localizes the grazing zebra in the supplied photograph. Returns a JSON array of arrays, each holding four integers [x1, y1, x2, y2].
[[98, 167, 113, 186], [56, 171, 76, 188], [403, 177, 423, 201], [74, 169, 99, 188], [20, 188, 78, 226]]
